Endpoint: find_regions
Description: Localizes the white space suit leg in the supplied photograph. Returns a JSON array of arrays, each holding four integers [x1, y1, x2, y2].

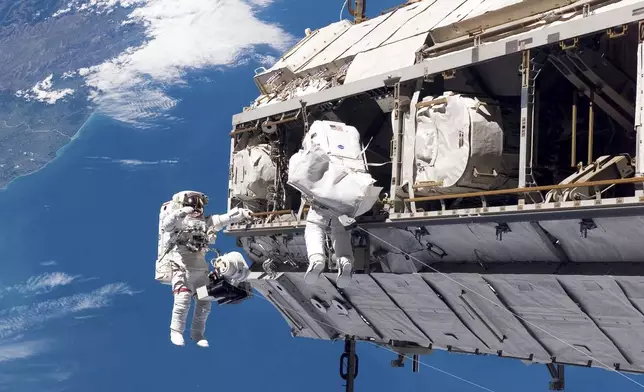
[[190, 270, 211, 348], [329, 217, 354, 288], [304, 207, 328, 284], [170, 264, 190, 346]]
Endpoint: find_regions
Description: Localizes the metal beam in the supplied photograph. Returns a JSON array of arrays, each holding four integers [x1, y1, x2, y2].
[[518, 49, 542, 199], [231, 1, 644, 126], [636, 21, 644, 197], [546, 363, 565, 391], [226, 199, 644, 236], [340, 338, 359, 392], [548, 54, 633, 131]]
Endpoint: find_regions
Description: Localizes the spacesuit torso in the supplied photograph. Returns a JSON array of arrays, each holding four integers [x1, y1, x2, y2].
[[164, 214, 212, 271]]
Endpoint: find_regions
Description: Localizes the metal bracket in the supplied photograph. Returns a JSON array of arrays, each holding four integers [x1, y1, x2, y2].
[[262, 258, 277, 278], [496, 223, 512, 241], [473, 34, 482, 47], [340, 338, 359, 392], [473, 167, 498, 178], [300, 100, 309, 133], [442, 69, 456, 80], [546, 363, 565, 391], [391, 353, 405, 368], [559, 37, 579, 51], [579, 218, 597, 238], [607, 24, 628, 39], [338, 215, 357, 230], [582, 3, 591, 17]]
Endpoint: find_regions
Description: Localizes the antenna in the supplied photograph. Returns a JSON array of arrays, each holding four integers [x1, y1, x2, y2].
[[347, 0, 366, 23]]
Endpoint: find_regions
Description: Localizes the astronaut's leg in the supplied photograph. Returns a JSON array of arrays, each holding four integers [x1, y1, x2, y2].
[[189, 269, 212, 348], [304, 207, 328, 284], [330, 217, 354, 288], [169, 264, 191, 346]]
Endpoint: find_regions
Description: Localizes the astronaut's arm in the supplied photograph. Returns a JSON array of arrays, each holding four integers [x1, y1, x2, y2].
[[206, 207, 252, 232], [161, 207, 194, 231]]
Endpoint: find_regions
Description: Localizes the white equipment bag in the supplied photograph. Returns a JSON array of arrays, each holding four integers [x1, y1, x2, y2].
[[415, 92, 507, 193], [230, 144, 277, 200], [287, 120, 382, 218]]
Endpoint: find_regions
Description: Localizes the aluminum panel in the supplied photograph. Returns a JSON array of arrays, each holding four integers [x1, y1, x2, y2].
[[368, 228, 439, 273], [558, 276, 644, 369], [281, 273, 381, 340], [465, 0, 521, 20], [615, 275, 644, 370], [432, 0, 489, 28], [341, 1, 434, 58], [539, 217, 644, 261], [339, 273, 432, 346], [270, 20, 352, 72], [424, 273, 551, 361], [383, 0, 469, 45], [251, 277, 331, 340], [421, 222, 559, 262], [344, 34, 427, 84], [614, 277, 644, 321], [372, 274, 493, 352], [298, 13, 392, 72], [485, 275, 628, 366]]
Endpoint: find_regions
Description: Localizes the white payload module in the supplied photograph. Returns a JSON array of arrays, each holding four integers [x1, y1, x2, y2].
[[221, 0, 644, 390]]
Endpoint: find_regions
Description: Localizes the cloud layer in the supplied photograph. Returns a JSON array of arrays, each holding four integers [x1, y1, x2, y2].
[[0, 340, 50, 363], [15, 75, 75, 105], [51, 0, 292, 126], [1, 272, 79, 297], [0, 269, 139, 371], [0, 282, 138, 340], [87, 156, 179, 167]]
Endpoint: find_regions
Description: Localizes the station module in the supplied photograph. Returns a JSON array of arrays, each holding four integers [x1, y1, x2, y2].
[[224, 0, 644, 390]]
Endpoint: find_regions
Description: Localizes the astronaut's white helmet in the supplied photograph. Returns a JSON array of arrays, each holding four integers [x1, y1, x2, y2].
[[172, 190, 209, 216]]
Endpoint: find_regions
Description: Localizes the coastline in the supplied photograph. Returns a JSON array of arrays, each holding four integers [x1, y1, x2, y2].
[[0, 113, 98, 192]]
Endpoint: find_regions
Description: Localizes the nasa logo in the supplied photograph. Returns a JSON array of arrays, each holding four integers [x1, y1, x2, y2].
[[338, 145, 344, 149]]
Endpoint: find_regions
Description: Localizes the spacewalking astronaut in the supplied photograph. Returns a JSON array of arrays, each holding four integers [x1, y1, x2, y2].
[[303, 207, 354, 288], [288, 120, 382, 289], [157, 190, 251, 347]]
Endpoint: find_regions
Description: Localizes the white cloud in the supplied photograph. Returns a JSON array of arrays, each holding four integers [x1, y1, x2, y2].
[[0, 340, 49, 363], [40, 261, 57, 267], [87, 156, 179, 166], [0, 283, 138, 340], [1, 272, 78, 297], [74, 0, 292, 125], [15, 75, 75, 105]]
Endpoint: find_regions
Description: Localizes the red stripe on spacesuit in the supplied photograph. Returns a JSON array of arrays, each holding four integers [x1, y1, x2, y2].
[[173, 288, 191, 294]]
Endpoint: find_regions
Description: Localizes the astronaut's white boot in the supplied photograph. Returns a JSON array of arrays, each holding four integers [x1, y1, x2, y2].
[[196, 339, 209, 348], [170, 330, 185, 346], [304, 254, 325, 284], [336, 257, 353, 289]]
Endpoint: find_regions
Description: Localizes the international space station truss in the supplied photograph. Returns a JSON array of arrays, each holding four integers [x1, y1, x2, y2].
[[224, 0, 644, 390]]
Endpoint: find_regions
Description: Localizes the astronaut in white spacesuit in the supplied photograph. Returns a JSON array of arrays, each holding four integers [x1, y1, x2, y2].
[[158, 190, 251, 347], [303, 207, 354, 288], [287, 120, 381, 289]]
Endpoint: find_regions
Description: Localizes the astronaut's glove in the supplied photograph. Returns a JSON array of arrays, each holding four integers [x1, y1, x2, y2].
[[179, 207, 194, 217], [207, 229, 217, 245], [227, 207, 253, 224]]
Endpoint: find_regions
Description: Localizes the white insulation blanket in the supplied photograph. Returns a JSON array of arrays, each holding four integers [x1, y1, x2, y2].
[[287, 120, 382, 217], [415, 92, 507, 192], [231, 144, 277, 200]]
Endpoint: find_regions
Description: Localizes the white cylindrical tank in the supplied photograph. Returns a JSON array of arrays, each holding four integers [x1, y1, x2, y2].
[[215, 251, 250, 283], [414, 92, 514, 194], [230, 144, 277, 200]]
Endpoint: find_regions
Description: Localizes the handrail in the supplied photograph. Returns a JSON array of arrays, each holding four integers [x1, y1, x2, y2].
[[407, 176, 644, 202]]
